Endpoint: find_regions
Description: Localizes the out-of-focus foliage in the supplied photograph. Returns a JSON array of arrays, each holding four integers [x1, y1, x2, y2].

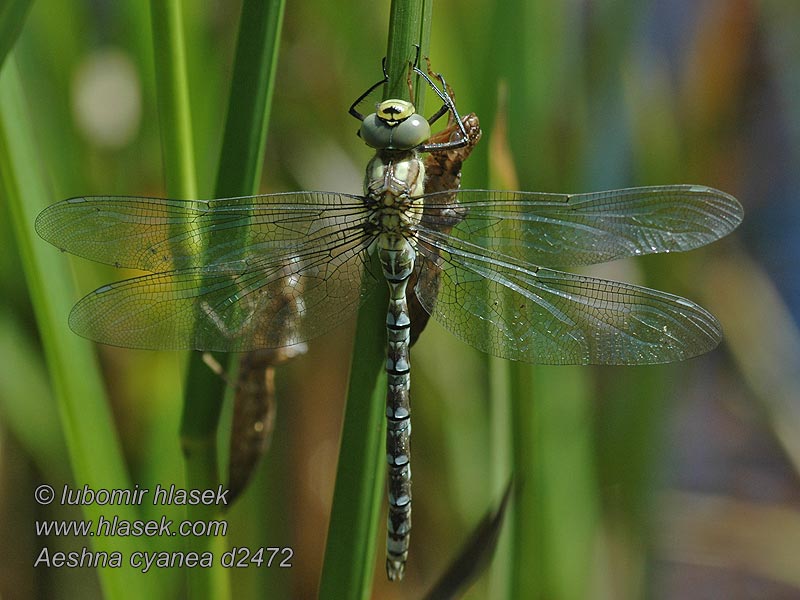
[[1, 1, 798, 599]]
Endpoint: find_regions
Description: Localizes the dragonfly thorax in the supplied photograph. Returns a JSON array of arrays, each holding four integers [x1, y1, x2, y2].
[[362, 149, 425, 264], [360, 99, 432, 151], [364, 153, 425, 217]]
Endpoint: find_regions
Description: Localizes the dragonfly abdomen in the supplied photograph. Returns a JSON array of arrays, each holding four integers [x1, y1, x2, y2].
[[381, 238, 415, 581]]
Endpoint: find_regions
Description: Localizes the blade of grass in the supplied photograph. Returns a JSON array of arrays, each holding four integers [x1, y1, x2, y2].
[[483, 2, 600, 598], [0, 56, 160, 600], [0, 311, 69, 480], [0, 0, 32, 68], [213, 0, 285, 200], [156, 0, 285, 599], [511, 366, 596, 600], [385, 0, 424, 102], [319, 0, 429, 596], [149, 2, 229, 598], [150, 0, 198, 200], [318, 288, 388, 599]]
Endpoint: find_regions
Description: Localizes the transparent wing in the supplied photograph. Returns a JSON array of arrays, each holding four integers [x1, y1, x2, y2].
[[414, 238, 721, 365], [68, 226, 376, 351], [417, 185, 743, 267], [35, 192, 368, 271]]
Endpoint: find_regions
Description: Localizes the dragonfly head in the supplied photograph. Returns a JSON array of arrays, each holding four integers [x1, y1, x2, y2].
[[359, 99, 431, 151]]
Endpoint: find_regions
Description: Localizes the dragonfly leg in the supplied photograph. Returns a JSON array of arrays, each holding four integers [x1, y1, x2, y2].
[[406, 64, 415, 105], [415, 62, 469, 153], [420, 58, 452, 125], [349, 65, 388, 121]]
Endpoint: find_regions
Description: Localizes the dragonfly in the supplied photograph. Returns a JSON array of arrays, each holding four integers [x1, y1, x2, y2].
[[36, 60, 743, 581]]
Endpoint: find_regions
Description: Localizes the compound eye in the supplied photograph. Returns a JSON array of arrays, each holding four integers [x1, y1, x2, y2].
[[376, 99, 415, 124], [359, 113, 392, 149], [389, 114, 431, 149]]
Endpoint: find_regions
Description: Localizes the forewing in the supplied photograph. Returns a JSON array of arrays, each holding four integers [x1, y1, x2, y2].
[[414, 239, 721, 365], [417, 185, 742, 267], [68, 226, 375, 351], [35, 192, 368, 272]]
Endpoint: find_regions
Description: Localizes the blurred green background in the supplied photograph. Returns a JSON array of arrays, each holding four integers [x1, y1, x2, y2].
[[1, 0, 799, 599]]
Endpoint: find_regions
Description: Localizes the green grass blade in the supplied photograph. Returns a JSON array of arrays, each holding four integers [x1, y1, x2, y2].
[[150, 0, 198, 200], [480, 1, 600, 597], [0, 311, 69, 479], [510, 366, 596, 599], [0, 56, 160, 600], [215, 0, 285, 198], [385, 0, 422, 100], [318, 280, 388, 599], [154, 0, 287, 594], [0, 0, 32, 68], [151, 0, 286, 598], [148, 2, 230, 598]]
